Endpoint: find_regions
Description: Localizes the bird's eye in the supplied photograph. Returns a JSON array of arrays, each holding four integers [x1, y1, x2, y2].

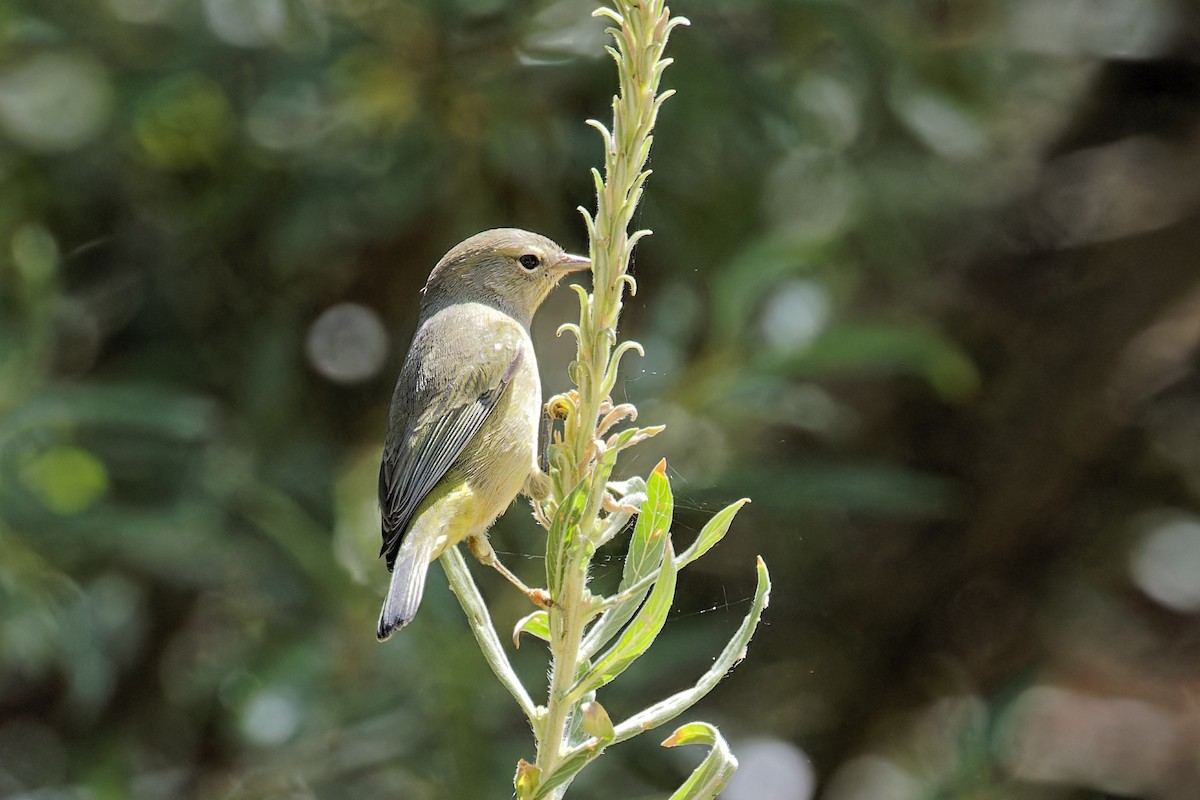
[[518, 254, 540, 271]]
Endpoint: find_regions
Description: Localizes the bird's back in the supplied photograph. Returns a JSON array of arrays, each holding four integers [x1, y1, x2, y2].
[[386, 302, 540, 531]]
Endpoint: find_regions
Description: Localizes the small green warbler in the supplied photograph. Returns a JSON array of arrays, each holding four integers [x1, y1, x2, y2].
[[376, 228, 589, 641]]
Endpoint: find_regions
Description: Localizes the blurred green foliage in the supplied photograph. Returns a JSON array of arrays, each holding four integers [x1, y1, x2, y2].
[[4, 0, 1200, 798]]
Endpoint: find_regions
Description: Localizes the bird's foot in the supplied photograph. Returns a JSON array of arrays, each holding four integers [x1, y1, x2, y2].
[[468, 536, 555, 609]]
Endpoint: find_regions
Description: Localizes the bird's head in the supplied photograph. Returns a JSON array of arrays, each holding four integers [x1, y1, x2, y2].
[[422, 228, 590, 326]]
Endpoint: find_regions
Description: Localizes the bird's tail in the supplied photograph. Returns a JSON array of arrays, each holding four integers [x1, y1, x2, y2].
[[377, 534, 438, 641]]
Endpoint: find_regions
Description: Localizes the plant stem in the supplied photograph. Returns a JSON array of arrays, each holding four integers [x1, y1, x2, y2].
[[536, 560, 587, 781], [534, 0, 686, 794]]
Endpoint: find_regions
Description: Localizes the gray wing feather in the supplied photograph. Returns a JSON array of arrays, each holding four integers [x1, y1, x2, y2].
[[379, 346, 523, 570]]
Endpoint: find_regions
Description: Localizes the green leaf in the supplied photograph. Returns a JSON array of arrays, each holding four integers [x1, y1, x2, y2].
[[678, 498, 748, 569], [607, 556, 772, 746], [513, 610, 550, 649], [662, 722, 738, 800], [622, 458, 673, 589], [581, 459, 673, 656], [571, 541, 677, 699], [440, 547, 537, 723]]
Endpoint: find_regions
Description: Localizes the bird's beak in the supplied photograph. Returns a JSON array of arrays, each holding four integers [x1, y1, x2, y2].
[[554, 253, 591, 274]]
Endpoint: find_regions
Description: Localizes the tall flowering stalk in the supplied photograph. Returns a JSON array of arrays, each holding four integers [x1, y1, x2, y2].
[[441, 2, 770, 797]]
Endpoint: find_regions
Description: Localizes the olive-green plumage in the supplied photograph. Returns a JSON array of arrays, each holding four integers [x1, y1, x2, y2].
[[376, 228, 589, 641]]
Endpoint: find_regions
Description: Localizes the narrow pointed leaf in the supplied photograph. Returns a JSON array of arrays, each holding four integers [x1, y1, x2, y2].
[[622, 459, 672, 588], [678, 498, 749, 569], [572, 541, 677, 699], [440, 547, 537, 722], [582, 459, 672, 656], [608, 556, 772, 745]]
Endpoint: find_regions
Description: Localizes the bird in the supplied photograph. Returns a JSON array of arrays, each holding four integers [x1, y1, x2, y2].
[[376, 228, 590, 641]]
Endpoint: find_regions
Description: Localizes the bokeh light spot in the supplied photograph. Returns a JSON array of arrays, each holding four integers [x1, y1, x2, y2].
[[0, 52, 113, 153], [522, 0, 609, 62], [1130, 511, 1200, 612], [797, 74, 861, 150], [306, 302, 389, 384], [240, 689, 300, 746], [1005, 0, 1177, 59], [823, 755, 924, 800], [204, 0, 286, 48], [997, 684, 1177, 796], [890, 76, 986, 161], [246, 81, 329, 152], [763, 147, 857, 243], [760, 280, 830, 354], [724, 738, 816, 800]]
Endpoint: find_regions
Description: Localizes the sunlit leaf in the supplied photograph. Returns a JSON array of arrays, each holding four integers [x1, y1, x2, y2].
[[678, 497, 748, 569], [441, 547, 537, 723], [571, 541, 676, 699], [581, 459, 672, 655], [622, 459, 672, 587], [608, 556, 771, 745]]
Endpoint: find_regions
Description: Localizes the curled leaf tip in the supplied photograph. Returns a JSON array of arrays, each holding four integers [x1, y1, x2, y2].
[[653, 458, 668, 477], [581, 700, 615, 741], [593, 6, 623, 23]]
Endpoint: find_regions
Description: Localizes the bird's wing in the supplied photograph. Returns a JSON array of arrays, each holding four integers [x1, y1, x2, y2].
[[378, 339, 525, 570]]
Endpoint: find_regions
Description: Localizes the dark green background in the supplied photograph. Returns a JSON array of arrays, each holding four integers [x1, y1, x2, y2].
[[4, 0, 1200, 797]]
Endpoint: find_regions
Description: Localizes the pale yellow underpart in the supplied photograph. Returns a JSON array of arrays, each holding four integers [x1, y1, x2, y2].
[[409, 477, 489, 559]]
